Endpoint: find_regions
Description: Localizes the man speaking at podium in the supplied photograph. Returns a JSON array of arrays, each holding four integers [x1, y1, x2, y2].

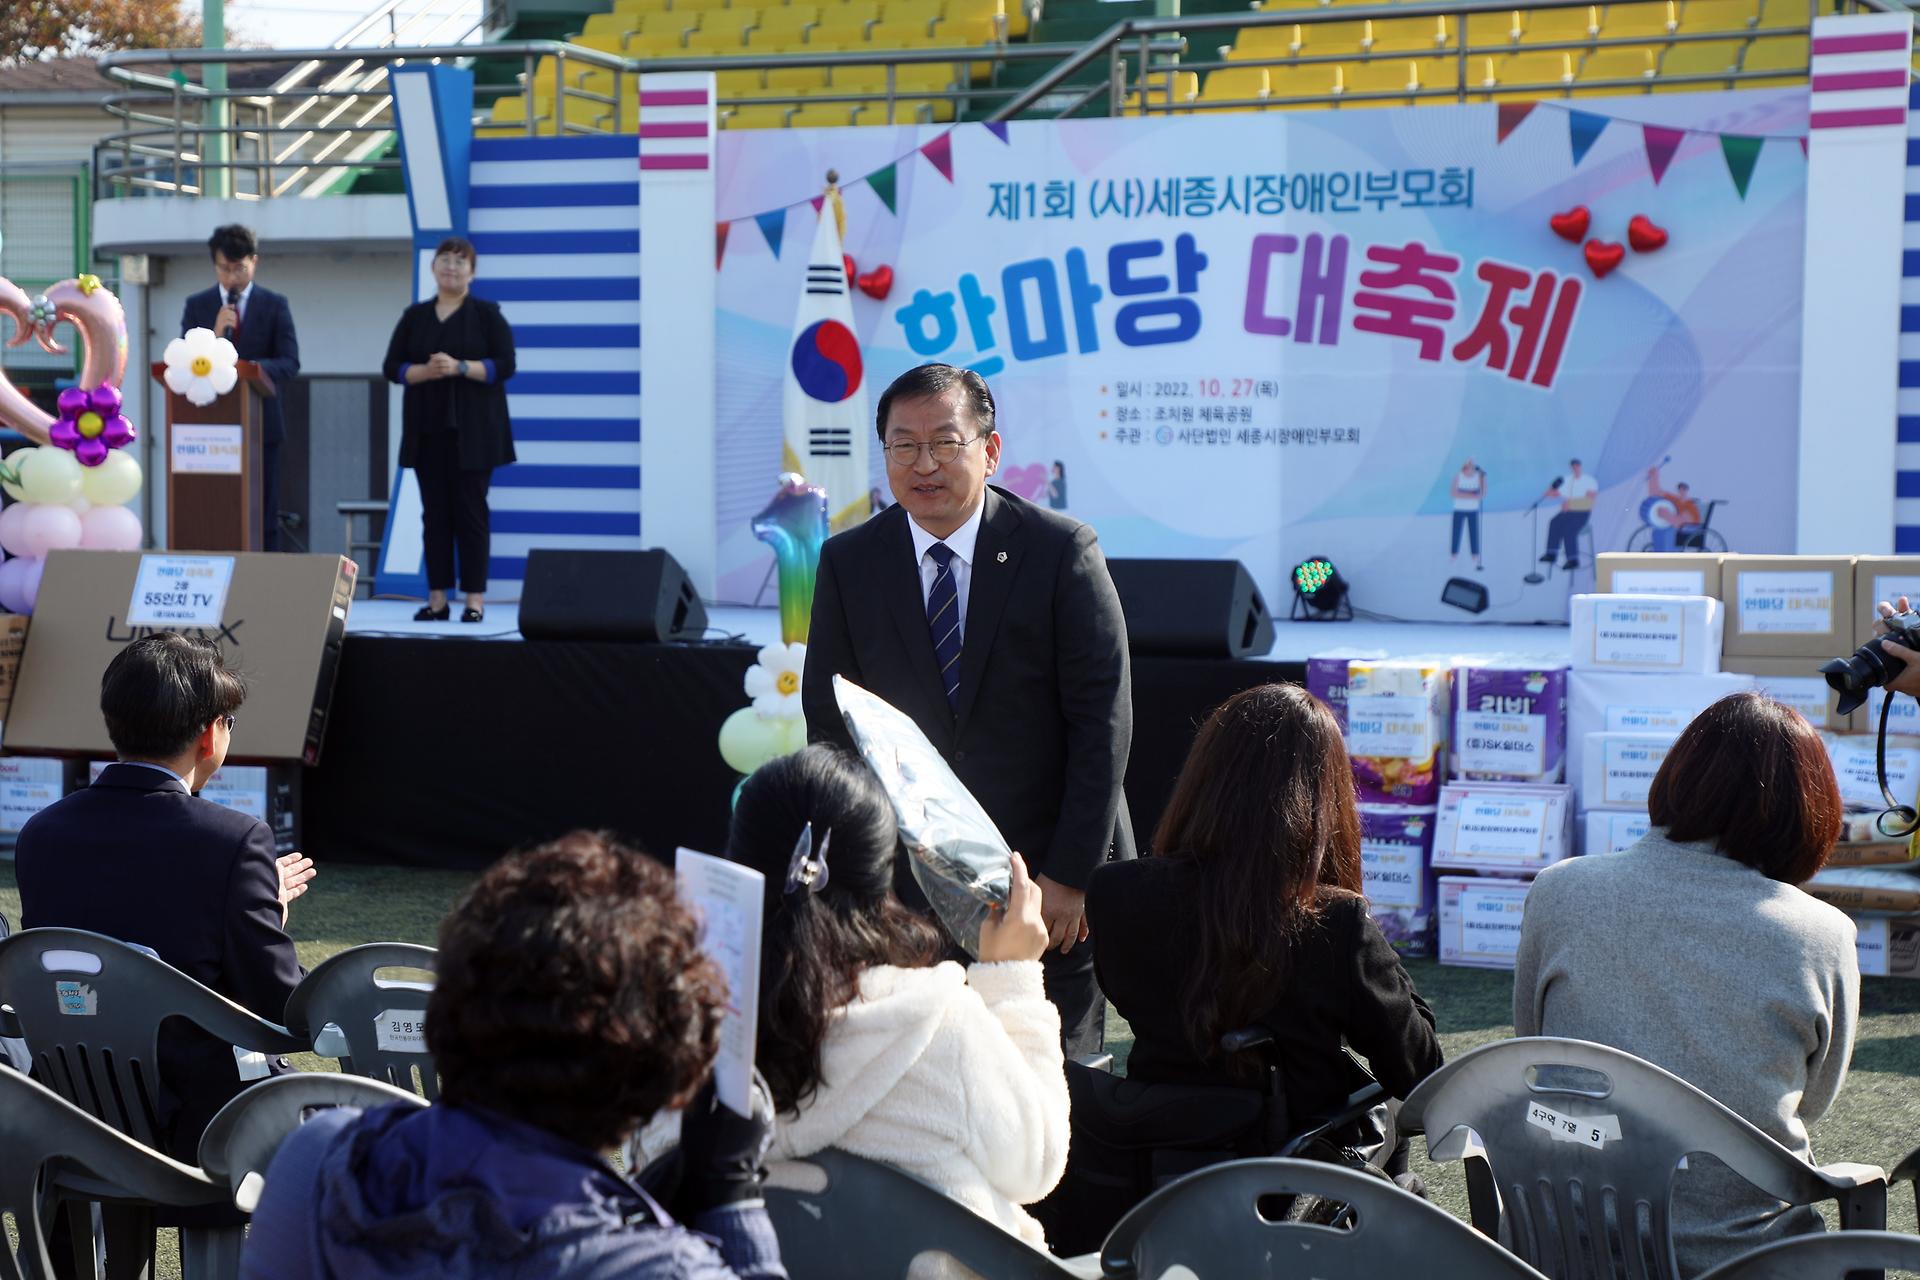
[[181, 224, 301, 550], [802, 363, 1134, 1055]]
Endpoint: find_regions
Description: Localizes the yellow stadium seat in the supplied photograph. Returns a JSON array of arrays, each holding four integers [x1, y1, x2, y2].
[[1268, 60, 1340, 101], [804, 34, 856, 49], [1488, 50, 1574, 96], [672, 0, 732, 10], [1604, 1, 1676, 35], [716, 67, 765, 94], [1371, 16, 1446, 51], [636, 11, 693, 38], [1232, 24, 1297, 54], [828, 0, 883, 21], [1122, 69, 1200, 113], [763, 65, 829, 91], [1678, 0, 1756, 29], [1574, 45, 1655, 92], [1200, 65, 1271, 101], [1464, 9, 1524, 47], [625, 29, 689, 54], [570, 33, 630, 57], [1520, 5, 1600, 42], [698, 7, 758, 33], [1753, 0, 1809, 28], [744, 26, 806, 47], [834, 62, 955, 93], [613, 97, 640, 130], [1742, 33, 1808, 77], [869, 16, 935, 42], [1334, 57, 1420, 104], [684, 27, 747, 49], [897, 95, 958, 120], [810, 13, 872, 42], [723, 103, 790, 127], [488, 93, 538, 125], [1296, 19, 1370, 52], [583, 12, 632, 38], [789, 103, 861, 126], [614, 0, 672, 12], [881, 0, 944, 22], [1652, 36, 1740, 86], [754, 6, 819, 40], [943, 0, 1025, 38]]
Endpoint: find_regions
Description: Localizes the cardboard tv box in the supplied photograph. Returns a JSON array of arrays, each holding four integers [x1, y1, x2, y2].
[[1721, 555, 1854, 660], [1595, 553, 1723, 601], [1719, 656, 1853, 732], [4, 551, 354, 764], [1853, 556, 1920, 648]]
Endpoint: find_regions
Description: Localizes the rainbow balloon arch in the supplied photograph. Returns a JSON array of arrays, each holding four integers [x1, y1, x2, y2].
[[0, 258, 146, 614]]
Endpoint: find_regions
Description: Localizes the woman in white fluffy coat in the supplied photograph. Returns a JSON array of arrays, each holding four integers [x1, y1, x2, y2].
[[727, 746, 1068, 1249]]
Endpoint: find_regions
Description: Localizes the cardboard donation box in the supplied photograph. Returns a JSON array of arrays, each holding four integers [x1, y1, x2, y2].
[[1853, 556, 1920, 647], [1721, 556, 1854, 660], [1721, 656, 1851, 732], [1596, 553, 1724, 601], [4, 551, 354, 763]]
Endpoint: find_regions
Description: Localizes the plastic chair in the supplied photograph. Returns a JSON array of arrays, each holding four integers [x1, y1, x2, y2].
[[1099, 1157, 1552, 1280], [0, 1068, 224, 1280], [763, 1148, 1087, 1279], [196, 1073, 426, 1214], [1398, 1038, 1888, 1280], [283, 943, 439, 1100], [0, 927, 307, 1280], [1890, 1144, 1919, 1220], [1693, 1230, 1920, 1279]]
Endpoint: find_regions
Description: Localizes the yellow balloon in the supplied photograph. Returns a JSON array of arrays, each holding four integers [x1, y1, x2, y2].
[[18, 447, 81, 506], [0, 447, 30, 502], [772, 715, 807, 756], [80, 449, 142, 507], [718, 706, 782, 775]]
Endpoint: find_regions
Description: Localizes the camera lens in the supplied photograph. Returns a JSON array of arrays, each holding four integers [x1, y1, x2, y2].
[[1821, 639, 1895, 715]]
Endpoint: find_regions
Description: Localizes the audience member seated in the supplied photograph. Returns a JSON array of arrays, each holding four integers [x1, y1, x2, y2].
[[14, 633, 315, 1160], [726, 744, 1069, 1249], [1088, 683, 1443, 1118], [1515, 691, 1856, 1277], [241, 831, 787, 1280]]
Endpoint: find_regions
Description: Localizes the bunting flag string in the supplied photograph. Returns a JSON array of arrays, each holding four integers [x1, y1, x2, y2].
[[716, 221, 731, 269], [869, 161, 899, 213], [919, 131, 956, 182], [1643, 124, 1685, 184], [755, 207, 787, 258], [1490, 100, 1803, 200]]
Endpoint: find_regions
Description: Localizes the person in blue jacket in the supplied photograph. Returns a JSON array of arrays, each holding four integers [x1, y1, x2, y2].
[[241, 831, 787, 1280]]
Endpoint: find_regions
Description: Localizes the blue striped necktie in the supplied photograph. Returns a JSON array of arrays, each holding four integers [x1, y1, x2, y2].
[[925, 542, 963, 713]]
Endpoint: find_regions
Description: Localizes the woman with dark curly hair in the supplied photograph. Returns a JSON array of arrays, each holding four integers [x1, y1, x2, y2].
[[239, 831, 787, 1280], [725, 745, 1067, 1248]]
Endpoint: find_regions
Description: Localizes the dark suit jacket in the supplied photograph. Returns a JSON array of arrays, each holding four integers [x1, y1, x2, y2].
[[382, 296, 518, 472], [1088, 857, 1442, 1126], [181, 284, 300, 447], [14, 763, 303, 1157], [802, 485, 1134, 889]]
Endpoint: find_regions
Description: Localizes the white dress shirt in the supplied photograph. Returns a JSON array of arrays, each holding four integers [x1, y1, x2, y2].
[[908, 501, 985, 635]]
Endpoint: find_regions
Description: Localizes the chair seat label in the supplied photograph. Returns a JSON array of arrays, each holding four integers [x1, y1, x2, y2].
[[55, 980, 96, 1015], [375, 1010, 428, 1053], [1525, 1102, 1620, 1149]]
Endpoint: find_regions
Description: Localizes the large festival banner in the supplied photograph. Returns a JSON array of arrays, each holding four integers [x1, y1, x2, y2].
[[713, 92, 1808, 621]]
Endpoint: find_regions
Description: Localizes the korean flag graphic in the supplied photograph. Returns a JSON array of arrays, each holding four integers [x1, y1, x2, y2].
[[782, 206, 871, 532]]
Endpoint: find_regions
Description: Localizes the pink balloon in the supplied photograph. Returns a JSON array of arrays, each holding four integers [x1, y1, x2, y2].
[[15, 502, 81, 557], [39, 279, 128, 392], [20, 555, 46, 612], [0, 556, 32, 614], [78, 504, 142, 551], [0, 280, 52, 444], [0, 501, 31, 557]]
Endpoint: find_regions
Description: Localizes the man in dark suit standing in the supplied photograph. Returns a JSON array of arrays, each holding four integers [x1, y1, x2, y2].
[[14, 633, 316, 1159], [180, 224, 301, 550], [802, 363, 1133, 1055]]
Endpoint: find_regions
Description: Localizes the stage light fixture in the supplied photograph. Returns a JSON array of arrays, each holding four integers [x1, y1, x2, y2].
[[1291, 557, 1350, 621]]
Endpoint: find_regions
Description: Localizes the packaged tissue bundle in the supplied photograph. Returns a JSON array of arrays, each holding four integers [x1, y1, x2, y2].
[[1453, 662, 1569, 783], [1359, 805, 1438, 957], [1305, 649, 1387, 732], [1345, 659, 1451, 805]]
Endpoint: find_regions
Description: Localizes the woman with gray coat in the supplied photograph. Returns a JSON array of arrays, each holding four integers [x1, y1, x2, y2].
[[1515, 692, 1857, 1278]]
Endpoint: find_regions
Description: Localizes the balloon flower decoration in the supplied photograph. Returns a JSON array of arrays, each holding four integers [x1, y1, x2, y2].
[[162, 328, 239, 406], [0, 268, 144, 614], [716, 476, 831, 791]]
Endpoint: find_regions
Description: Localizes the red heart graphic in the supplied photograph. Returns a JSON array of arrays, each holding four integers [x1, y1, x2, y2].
[[842, 254, 856, 285], [1584, 240, 1625, 278], [1627, 214, 1668, 253], [1549, 206, 1591, 243], [857, 265, 894, 300]]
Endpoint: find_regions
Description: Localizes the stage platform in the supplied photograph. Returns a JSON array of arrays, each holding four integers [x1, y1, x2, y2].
[[311, 600, 1572, 871]]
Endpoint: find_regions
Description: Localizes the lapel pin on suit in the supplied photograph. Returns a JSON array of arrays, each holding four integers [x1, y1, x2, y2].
[[996, 551, 1007, 563]]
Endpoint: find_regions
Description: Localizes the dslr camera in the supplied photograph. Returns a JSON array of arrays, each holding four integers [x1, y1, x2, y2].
[[1822, 609, 1920, 715]]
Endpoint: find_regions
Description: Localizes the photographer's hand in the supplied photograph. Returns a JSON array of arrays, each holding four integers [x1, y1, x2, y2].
[[1877, 597, 1920, 698]]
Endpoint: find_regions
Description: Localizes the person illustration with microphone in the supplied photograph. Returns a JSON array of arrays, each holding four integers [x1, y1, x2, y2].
[[1449, 457, 1485, 571], [180, 225, 301, 550]]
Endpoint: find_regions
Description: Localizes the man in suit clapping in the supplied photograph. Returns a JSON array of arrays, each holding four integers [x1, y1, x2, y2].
[[180, 225, 301, 550]]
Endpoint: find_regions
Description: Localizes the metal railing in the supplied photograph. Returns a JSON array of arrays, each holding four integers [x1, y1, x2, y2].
[[93, 0, 1913, 200]]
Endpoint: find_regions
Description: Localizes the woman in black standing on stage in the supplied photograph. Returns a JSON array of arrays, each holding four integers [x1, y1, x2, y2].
[[383, 236, 517, 623]]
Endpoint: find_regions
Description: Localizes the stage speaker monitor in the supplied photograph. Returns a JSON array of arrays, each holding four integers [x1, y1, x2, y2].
[[1441, 577, 1490, 615], [1107, 558, 1275, 659], [520, 548, 709, 643]]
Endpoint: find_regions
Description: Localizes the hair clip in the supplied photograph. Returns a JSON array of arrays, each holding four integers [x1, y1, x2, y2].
[[784, 822, 832, 897]]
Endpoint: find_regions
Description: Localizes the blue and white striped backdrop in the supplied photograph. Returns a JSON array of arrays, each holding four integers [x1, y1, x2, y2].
[[1899, 78, 1920, 553]]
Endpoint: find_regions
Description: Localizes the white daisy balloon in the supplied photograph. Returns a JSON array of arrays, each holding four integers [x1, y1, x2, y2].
[[162, 327, 239, 407], [744, 641, 807, 720]]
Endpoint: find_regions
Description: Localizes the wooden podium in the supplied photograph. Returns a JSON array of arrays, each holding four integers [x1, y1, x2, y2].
[[150, 359, 273, 551]]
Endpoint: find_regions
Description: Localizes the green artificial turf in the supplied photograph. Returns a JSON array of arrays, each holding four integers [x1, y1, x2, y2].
[[4, 861, 1919, 1276]]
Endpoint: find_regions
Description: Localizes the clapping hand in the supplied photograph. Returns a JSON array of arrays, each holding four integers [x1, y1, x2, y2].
[[277, 852, 316, 926]]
